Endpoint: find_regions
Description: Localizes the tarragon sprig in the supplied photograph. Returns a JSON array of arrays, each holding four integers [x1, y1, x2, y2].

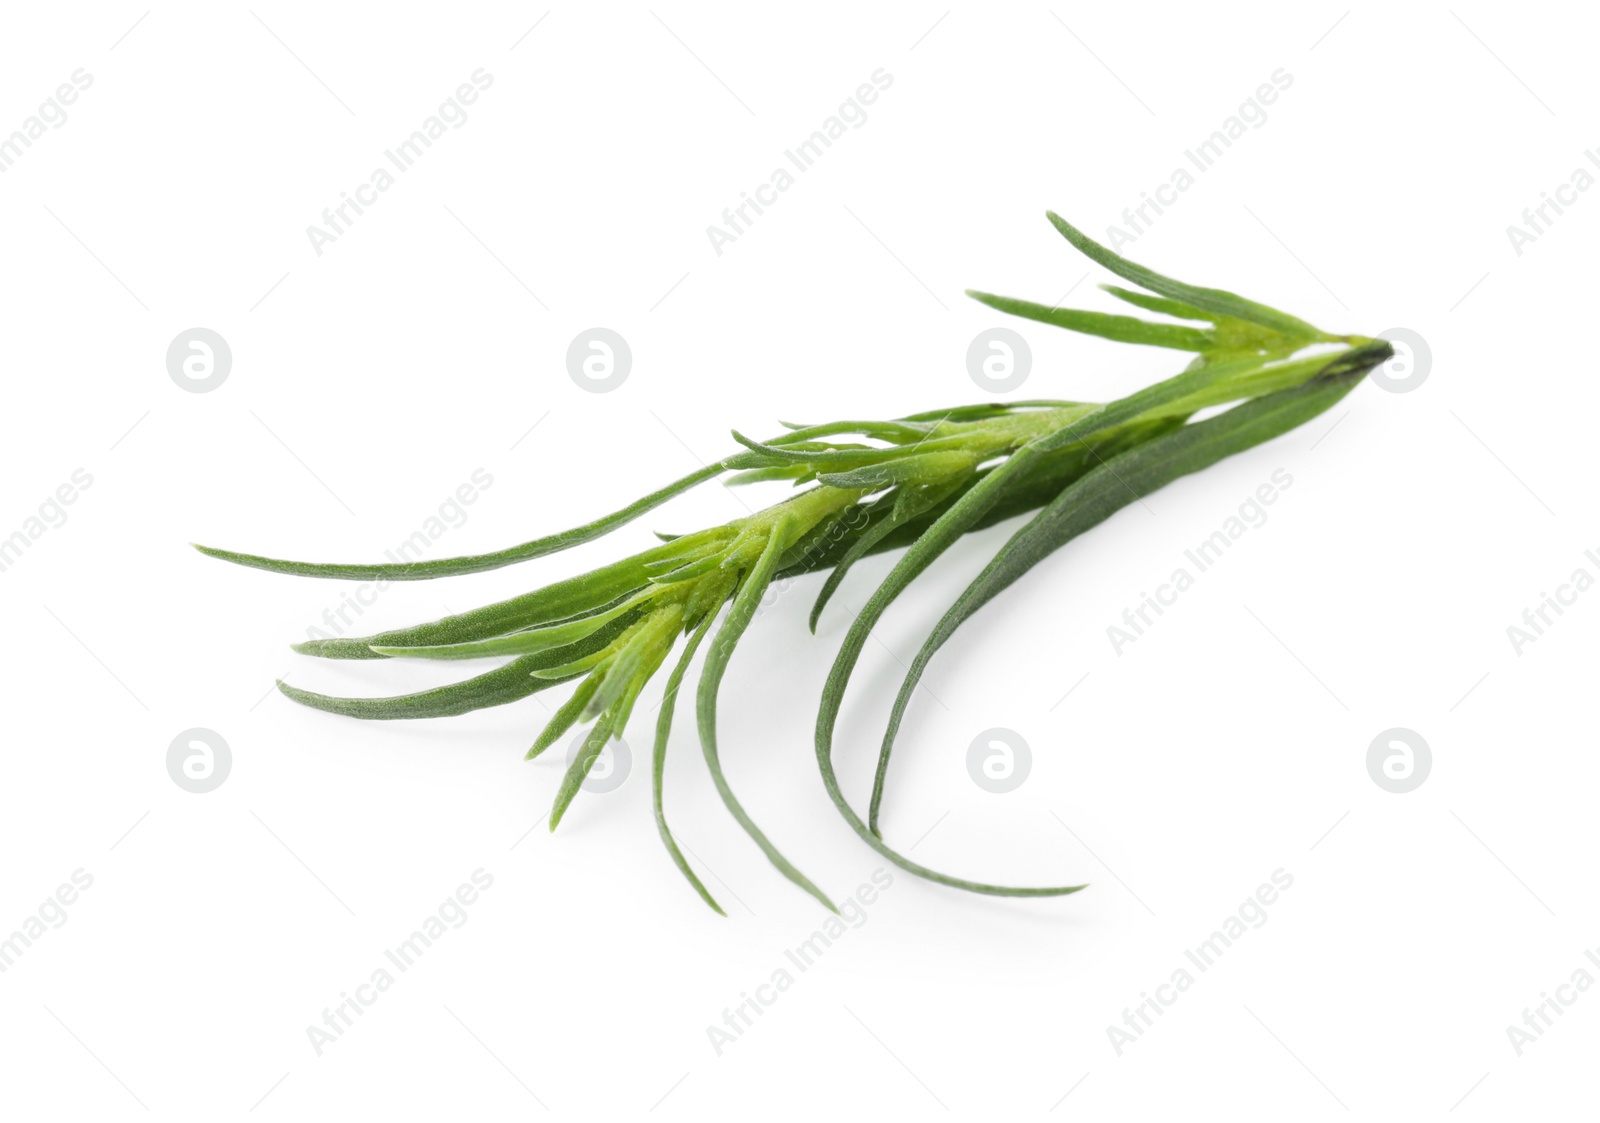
[[198, 214, 1392, 913]]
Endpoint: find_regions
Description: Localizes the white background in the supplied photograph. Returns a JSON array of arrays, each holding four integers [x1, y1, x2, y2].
[[1, 2, 1594, 1119]]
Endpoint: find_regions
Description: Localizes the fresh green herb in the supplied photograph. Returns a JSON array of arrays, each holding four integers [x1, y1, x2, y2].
[[199, 214, 1391, 913]]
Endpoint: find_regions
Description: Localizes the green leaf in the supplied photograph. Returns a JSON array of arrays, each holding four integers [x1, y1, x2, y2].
[[1098, 284, 1213, 322], [1028, 350, 1340, 460], [776, 416, 1184, 589], [815, 451, 976, 490], [806, 351, 1343, 885], [652, 608, 726, 915], [727, 431, 908, 468], [1045, 211, 1329, 341], [193, 463, 727, 581], [896, 403, 1014, 423], [809, 476, 967, 632], [291, 549, 666, 659], [647, 550, 732, 586], [812, 447, 1089, 894], [527, 671, 607, 760], [549, 713, 615, 831], [277, 657, 577, 720], [697, 516, 837, 912], [896, 401, 1086, 423], [964, 291, 1215, 351], [725, 466, 813, 487], [588, 607, 680, 721], [371, 594, 647, 660], [865, 342, 1391, 832], [771, 419, 937, 445]]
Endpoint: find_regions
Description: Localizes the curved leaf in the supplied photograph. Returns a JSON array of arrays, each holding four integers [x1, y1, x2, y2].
[[965, 291, 1215, 350], [697, 516, 837, 912], [194, 463, 726, 581], [1099, 284, 1213, 322], [549, 713, 615, 830], [812, 445, 1090, 895], [652, 609, 725, 915], [867, 343, 1391, 830], [1045, 211, 1329, 341], [291, 549, 666, 659], [277, 656, 577, 720], [372, 594, 647, 660]]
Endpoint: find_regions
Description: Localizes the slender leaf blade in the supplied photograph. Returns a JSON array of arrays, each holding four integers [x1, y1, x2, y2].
[[651, 609, 725, 915], [277, 657, 577, 720], [866, 342, 1392, 830], [1045, 211, 1328, 340], [193, 463, 726, 581], [697, 516, 837, 912], [965, 291, 1215, 351]]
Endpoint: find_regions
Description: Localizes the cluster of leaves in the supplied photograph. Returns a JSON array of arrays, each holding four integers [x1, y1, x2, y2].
[[198, 214, 1392, 914]]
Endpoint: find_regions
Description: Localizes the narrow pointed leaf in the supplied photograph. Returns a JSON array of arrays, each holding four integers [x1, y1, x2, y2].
[[291, 549, 665, 659], [866, 343, 1391, 832], [809, 475, 967, 632], [277, 657, 577, 720], [527, 671, 608, 760], [815, 451, 975, 490], [697, 517, 837, 912], [193, 463, 727, 581], [965, 291, 1215, 350], [1099, 284, 1213, 322], [652, 609, 725, 915], [1045, 211, 1328, 341], [726, 466, 813, 486], [549, 715, 615, 831], [372, 594, 647, 660], [811, 448, 1090, 895]]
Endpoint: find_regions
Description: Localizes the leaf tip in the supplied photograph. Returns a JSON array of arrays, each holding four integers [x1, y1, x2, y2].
[[728, 429, 766, 454]]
